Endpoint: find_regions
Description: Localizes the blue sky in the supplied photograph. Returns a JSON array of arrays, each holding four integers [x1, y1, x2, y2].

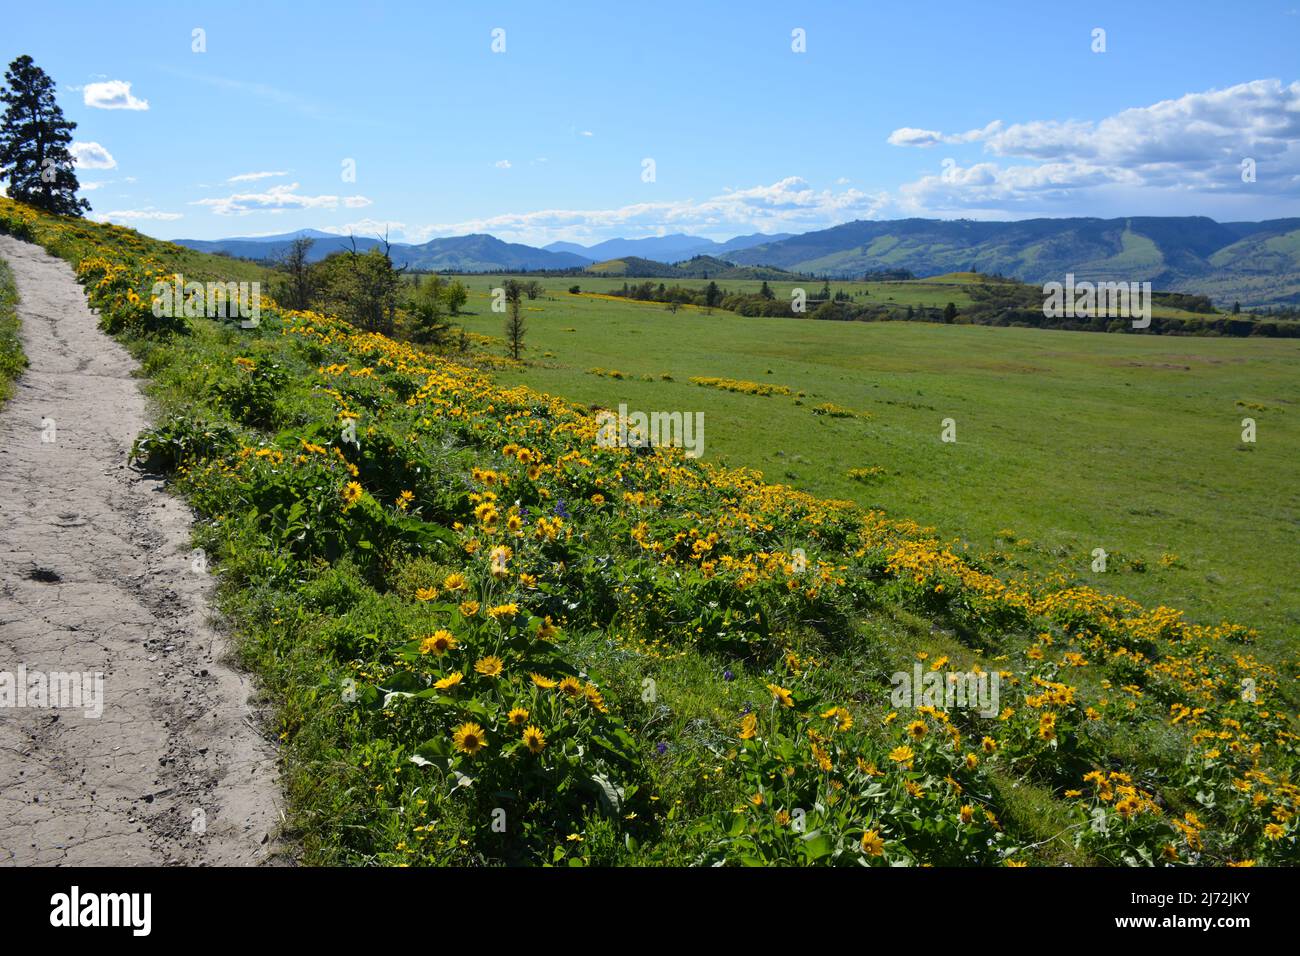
[[6, 0, 1300, 244]]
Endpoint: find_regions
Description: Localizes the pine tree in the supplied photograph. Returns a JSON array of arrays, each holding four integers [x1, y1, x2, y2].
[[504, 279, 526, 360], [0, 56, 89, 217]]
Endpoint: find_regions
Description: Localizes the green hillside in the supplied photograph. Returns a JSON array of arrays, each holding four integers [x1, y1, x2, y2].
[[729, 217, 1300, 308], [585, 254, 805, 281]]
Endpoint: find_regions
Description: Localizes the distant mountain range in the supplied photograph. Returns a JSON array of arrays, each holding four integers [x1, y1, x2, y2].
[[542, 231, 794, 262], [175, 228, 793, 274], [175, 230, 591, 272], [173, 217, 1300, 306], [583, 254, 805, 281]]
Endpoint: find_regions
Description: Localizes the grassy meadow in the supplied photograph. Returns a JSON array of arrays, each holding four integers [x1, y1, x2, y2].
[[454, 277, 1300, 657], [5, 196, 1298, 867]]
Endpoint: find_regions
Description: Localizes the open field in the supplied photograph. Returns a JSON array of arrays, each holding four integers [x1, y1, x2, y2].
[[440, 272, 1221, 320], [454, 276, 1300, 658], [4, 197, 1298, 869]]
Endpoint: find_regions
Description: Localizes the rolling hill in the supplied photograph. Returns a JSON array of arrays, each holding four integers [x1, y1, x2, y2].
[[395, 235, 590, 272], [545, 233, 711, 262], [726, 217, 1300, 307], [544, 231, 794, 262], [174, 218, 1300, 306], [584, 254, 805, 280]]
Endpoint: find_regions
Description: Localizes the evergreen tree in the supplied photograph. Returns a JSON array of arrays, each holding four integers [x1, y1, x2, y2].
[[0, 56, 89, 216], [504, 281, 526, 360]]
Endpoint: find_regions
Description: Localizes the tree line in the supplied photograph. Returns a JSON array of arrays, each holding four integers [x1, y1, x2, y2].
[[605, 271, 1299, 337]]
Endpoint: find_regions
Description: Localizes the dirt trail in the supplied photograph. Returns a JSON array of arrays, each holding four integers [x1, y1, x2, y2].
[[0, 235, 280, 865]]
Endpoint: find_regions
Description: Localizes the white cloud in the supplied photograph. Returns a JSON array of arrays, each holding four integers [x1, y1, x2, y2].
[[888, 128, 945, 148], [228, 170, 288, 183], [897, 160, 1133, 214], [979, 80, 1300, 175], [70, 141, 116, 169], [887, 121, 1002, 148], [191, 182, 372, 215], [92, 208, 182, 223], [83, 80, 149, 111], [889, 79, 1300, 214], [494, 159, 512, 169], [579, 130, 594, 137], [398, 176, 888, 246]]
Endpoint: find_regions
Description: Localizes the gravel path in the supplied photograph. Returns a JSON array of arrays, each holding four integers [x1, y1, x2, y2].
[[0, 235, 280, 866]]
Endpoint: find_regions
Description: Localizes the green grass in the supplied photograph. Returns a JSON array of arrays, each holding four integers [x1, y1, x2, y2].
[[452, 276, 1300, 659], [0, 258, 25, 405], [454, 271, 1218, 321], [1077, 226, 1165, 278], [8, 201, 1295, 866], [571, 274, 981, 309]]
